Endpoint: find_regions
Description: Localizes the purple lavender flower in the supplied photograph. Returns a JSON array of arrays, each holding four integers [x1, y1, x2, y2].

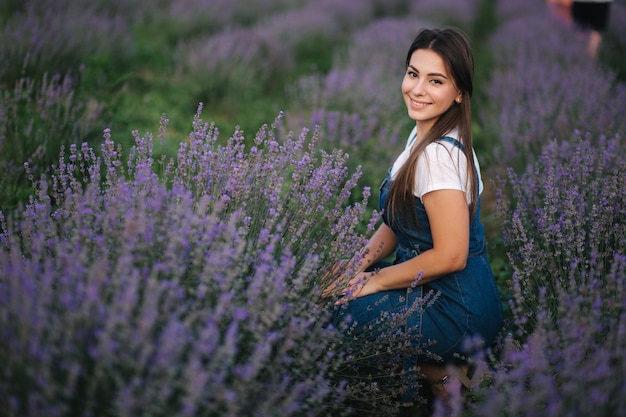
[[0, 73, 101, 212], [0, 106, 387, 416], [481, 3, 626, 171], [465, 255, 626, 417], [495, 133, 626, 336], [288, 17, 425, 131], [0, 3, 131, 83]]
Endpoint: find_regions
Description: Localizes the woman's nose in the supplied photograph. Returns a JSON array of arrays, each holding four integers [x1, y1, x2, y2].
[[411, 79, 426, 95]]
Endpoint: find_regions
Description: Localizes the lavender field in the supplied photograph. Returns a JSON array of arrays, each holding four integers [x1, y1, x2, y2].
[[1, 0, 625, 416]]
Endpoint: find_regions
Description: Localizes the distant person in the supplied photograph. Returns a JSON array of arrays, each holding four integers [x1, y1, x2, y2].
[[571, 0, 613, 58]]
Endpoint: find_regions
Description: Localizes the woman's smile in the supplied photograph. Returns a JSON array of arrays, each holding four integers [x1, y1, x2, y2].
[[409, 99, 431, 109]]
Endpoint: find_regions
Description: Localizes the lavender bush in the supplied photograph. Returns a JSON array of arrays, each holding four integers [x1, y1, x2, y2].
[[494, 133, 626, 336], [429, 134, 626, 416], [179, 0, 399, 105], [250, 0, 380, 77], [167, 0, 303, 36], [0, 2, 131, 84], [408, 0, 478, 25], [181, 26, 294, 104], [0, 73, 101, 212], [256, 6, 345, 56], [0, 105, 437, 416], [287, 17, 426, 134], [481, 5, 626, 171], [283, 110, 401, 214], [454, 254, 626, 417], [251, 0, 416, 48]]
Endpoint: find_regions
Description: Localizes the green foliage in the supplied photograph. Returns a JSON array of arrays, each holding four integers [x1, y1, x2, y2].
[[0, 73, 101, 213]]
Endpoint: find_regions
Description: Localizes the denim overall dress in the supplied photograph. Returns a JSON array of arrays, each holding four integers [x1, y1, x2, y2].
[[331, 136, 503, 368]]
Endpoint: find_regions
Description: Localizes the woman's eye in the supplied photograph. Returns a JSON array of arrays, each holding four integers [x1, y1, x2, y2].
[[430, 79, 443, 85]]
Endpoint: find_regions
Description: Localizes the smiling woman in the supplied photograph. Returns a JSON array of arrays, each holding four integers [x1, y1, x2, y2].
[[324, 27, 503, 414]]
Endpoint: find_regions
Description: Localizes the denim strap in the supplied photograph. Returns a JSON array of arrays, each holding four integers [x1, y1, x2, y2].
[[438, 136, 465, 154]]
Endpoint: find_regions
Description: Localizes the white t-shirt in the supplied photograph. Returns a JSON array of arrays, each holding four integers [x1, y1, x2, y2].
[[390, 126, 483, 204]]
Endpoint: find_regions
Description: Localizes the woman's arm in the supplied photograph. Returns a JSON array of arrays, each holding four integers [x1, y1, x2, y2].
[[344, 188, 469, 299], [352, 222, 398, 273]]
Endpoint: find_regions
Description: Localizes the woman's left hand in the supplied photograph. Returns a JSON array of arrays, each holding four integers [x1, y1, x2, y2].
[[335, 271, 379, 304]]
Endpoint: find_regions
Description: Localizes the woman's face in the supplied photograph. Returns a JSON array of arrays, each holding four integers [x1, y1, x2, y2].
[[402, 48, 462, 133]]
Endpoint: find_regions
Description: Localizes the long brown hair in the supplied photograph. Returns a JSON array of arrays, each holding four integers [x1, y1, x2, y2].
[[386, 27, 478, 228]]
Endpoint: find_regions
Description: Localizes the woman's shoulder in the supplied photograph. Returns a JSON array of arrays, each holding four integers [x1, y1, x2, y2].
[[423, 133, 465, 160], [436, 135, 465, 153]]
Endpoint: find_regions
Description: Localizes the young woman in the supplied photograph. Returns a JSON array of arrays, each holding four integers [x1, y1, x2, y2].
[[327, 27, 503, 406]]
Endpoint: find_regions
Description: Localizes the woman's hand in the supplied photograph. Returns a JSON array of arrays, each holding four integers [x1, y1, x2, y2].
[[321, 260, 349, 299], [335, 270, 380, 304]]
